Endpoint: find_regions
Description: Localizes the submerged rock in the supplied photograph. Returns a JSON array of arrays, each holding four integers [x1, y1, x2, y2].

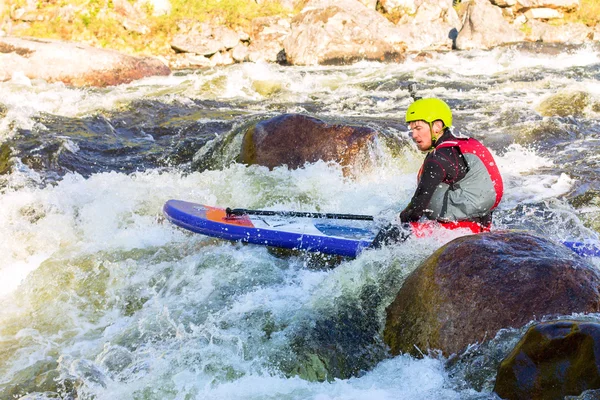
[[495, 320, 600, 400], [0, 359, 61, 399], [537, 90, 591, 117], [278, 283, 388, 381], [0, 36, 170, 87], [383, 231, 600, 357], [239, 113, 379, 173]]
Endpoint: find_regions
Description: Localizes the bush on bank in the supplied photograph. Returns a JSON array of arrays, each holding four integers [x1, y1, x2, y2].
[[0, 0, 290, 55]]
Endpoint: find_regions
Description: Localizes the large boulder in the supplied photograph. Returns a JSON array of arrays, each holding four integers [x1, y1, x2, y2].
[[0, 36, 170, 87], [495, 320, 600, 400], [526, 20, 593, 44], [247, 16, 291, 63], [283, 0, 407, 65], [238, 114, 378, 171], [455, 0, 525, 50], [383, 231, 600, 357]]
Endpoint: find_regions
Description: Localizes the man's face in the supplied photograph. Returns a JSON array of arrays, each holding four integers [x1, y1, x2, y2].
[[408, 120, 433, 151]]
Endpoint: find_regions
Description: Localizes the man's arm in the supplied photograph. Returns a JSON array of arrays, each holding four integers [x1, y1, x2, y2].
[[399, 158, 446, 222]]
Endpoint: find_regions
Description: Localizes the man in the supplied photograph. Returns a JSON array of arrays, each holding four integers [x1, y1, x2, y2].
[[372, 97, 503, 247]]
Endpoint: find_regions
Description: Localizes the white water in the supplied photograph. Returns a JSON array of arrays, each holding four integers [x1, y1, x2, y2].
[[1, 44, 600, 399]]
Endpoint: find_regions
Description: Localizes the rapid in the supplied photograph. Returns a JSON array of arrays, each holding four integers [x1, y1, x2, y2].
[[1, 42, 600, 399]]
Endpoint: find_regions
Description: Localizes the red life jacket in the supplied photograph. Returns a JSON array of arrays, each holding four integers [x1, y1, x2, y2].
[[410, 219, 491, 237]]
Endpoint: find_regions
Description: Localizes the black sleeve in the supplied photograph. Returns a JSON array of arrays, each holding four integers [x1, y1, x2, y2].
[[399, 158, 446, 222]]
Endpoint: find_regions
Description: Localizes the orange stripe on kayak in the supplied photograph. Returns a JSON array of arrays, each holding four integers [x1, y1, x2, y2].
[[205, 206, 254, 227]]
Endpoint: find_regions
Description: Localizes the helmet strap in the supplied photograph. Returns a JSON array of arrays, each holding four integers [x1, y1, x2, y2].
[[429, 122, 438, 148]]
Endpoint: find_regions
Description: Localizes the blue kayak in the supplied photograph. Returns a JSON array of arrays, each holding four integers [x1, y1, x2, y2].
[[163, 199, 600, 258]]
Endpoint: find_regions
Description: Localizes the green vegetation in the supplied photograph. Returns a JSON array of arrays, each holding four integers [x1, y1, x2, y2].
[[377, 2, 408, 25], [565, 0, 600, 26], [0, 0, 289, 56]]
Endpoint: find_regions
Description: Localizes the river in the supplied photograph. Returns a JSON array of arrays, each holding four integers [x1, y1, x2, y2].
[[1, 42, 600, 399]]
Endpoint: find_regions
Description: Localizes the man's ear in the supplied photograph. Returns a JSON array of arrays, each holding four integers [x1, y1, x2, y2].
[[432, 120, 444, 133]]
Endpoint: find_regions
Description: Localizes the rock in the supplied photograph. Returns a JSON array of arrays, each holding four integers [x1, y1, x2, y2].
[[0, 36, 170, 87], [49, 5, 78, 23], [171, 26, 240, 56], [232, 44, 249, 62], [383, 231, 600, 357], [379, 0, 418, 14], [238, 113, 379, 172], [490, 0, 517, 7], [113, 0, 145, 19], [529, 21, 593, 43], [17, 392, 62, 399], [252, 80, 284, 96], [247, 16, 291, 63], [96, 345, 134, 374], [515, 0, 579, 12], [283, 0, 406, 65], [455, 0, 525, 50], [524, 7, 564, 19], [0, 359, 61, 399], [11, 5, 44, 22], [357, 0, 378, 9], [537, 90, 590, 117], [122, 18, 151, 35], [280, 288, 388, 381], [495, 320, 600, 400], [209, 50, 234, 66], [248, 41, 286, 63], [395, 0, 461, 51], [166, 52, 213, 69]]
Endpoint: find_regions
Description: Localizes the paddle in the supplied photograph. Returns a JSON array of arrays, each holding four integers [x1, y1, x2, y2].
[[408, 82, 421, 101], [225, 207, 375, 221]]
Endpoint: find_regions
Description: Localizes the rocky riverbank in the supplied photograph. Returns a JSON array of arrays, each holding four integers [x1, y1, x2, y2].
[[1, 0, 600, 86]]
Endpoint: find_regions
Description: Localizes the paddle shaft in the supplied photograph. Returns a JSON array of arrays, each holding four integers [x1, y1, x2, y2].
[[226, 207, 374, 221]]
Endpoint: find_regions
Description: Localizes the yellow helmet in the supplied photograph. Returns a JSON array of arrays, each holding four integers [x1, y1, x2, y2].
[[405, 98, 453, 128]]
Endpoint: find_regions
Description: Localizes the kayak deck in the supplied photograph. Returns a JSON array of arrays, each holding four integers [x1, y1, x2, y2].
[[163, 200, 375, 257]]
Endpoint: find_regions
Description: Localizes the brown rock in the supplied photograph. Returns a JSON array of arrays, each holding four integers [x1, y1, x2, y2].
[[0, 36, 170, 87], [239, 114, 378, 171], [495, 320, 600, 400], [383, 231, 600, 357]]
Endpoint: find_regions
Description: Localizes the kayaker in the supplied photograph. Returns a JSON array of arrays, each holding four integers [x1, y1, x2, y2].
[[372, 97, 504, 247]]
